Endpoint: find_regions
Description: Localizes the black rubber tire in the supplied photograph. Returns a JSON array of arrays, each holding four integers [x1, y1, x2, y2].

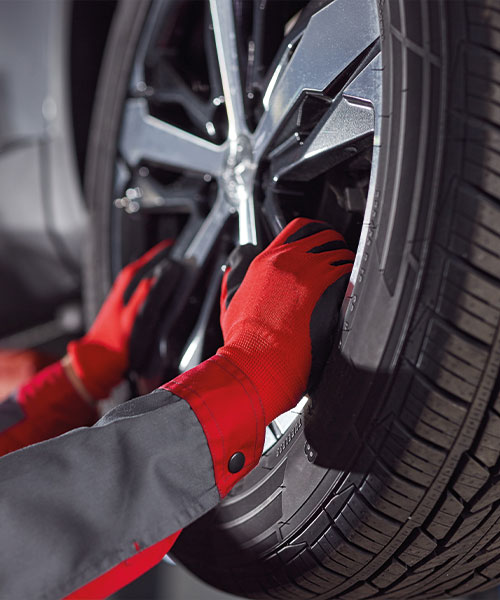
[[85, 1, 500, 598]]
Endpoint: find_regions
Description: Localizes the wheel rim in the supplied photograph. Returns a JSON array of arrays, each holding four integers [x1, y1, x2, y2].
[[112, 0, 382, 451]]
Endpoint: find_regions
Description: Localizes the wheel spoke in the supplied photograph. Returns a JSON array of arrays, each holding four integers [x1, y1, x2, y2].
[[253, 0, 379, 160], [342, 52, 382, 110], [304, 98, 373, 159], [238, 194, 257, 245], [209, 0, 248, 138], [120, 98, 227, 175], [269, 52, 381, 181], [129, 0, 167, 91], [271, 97, 374, 181], [183, 191, 232, 265]]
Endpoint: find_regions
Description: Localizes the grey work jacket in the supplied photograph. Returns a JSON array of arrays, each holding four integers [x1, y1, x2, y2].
[[0, 389, 221, 599]]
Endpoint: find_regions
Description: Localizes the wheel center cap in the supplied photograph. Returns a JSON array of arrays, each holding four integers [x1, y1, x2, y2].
[[222, 134, 256, 207]]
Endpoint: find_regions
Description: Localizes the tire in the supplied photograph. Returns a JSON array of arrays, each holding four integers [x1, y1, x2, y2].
[[85, 1, 500, 598]]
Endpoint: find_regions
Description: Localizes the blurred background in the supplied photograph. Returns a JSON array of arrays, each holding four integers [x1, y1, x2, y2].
[[0, 0, 240, 597]]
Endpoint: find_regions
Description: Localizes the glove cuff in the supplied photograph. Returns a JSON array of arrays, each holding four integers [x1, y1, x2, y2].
[[162, 354, 266, 498], [217, 335, 307, 425], [67, 339, 125, 400], [0, 361, 97, 456]]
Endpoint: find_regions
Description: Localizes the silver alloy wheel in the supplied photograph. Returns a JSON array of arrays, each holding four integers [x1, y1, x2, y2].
[[114, 0, 382, 450]]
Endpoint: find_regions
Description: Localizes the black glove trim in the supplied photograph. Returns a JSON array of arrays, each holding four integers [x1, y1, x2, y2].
[[307, 272, 351, 391], [307, 240, 347, 254], [224, 244, 261, 309], [284, 222, 331, 244]]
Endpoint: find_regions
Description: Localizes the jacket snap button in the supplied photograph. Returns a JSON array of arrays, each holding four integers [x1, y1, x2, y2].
[[228, 452, 245, 473]]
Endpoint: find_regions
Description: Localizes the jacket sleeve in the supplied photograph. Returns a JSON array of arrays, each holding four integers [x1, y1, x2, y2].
[[65, 354, 267, 599], [0, 387, 221, 600], [0, 355, 266, 600], [0, 361, 97, 457]]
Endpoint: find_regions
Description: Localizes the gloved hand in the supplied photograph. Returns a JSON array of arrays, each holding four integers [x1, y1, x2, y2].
[[219, 218, 354, 423], [163, 218, 354, 496], [67, 240, 173, 400]]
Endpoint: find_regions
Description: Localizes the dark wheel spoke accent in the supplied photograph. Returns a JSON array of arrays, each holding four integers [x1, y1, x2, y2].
[[245, 0, 270, 100], [179, 258, 224, 372], [262, 184, 287, 236], [251, 0, 269, 80], [205, 3, 224, 101], [250, 0, 308, 97], [169, 211, 207, 263]]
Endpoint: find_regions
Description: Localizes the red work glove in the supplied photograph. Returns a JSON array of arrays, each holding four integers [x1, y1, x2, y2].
[[67, 240, 173, 400], [164, 218, 354, 497], [219, 218, 354, 423]]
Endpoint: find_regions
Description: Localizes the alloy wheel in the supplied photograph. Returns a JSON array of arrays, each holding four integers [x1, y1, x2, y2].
[[112, 0, 382, 450]]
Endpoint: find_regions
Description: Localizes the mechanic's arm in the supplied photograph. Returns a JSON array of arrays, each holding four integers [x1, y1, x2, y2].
[[0, 241, 172, 457], [0, 219, 353, 600]]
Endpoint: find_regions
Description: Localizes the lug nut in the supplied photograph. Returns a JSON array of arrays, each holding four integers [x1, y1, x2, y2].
[[114, 187, 143, 214]]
